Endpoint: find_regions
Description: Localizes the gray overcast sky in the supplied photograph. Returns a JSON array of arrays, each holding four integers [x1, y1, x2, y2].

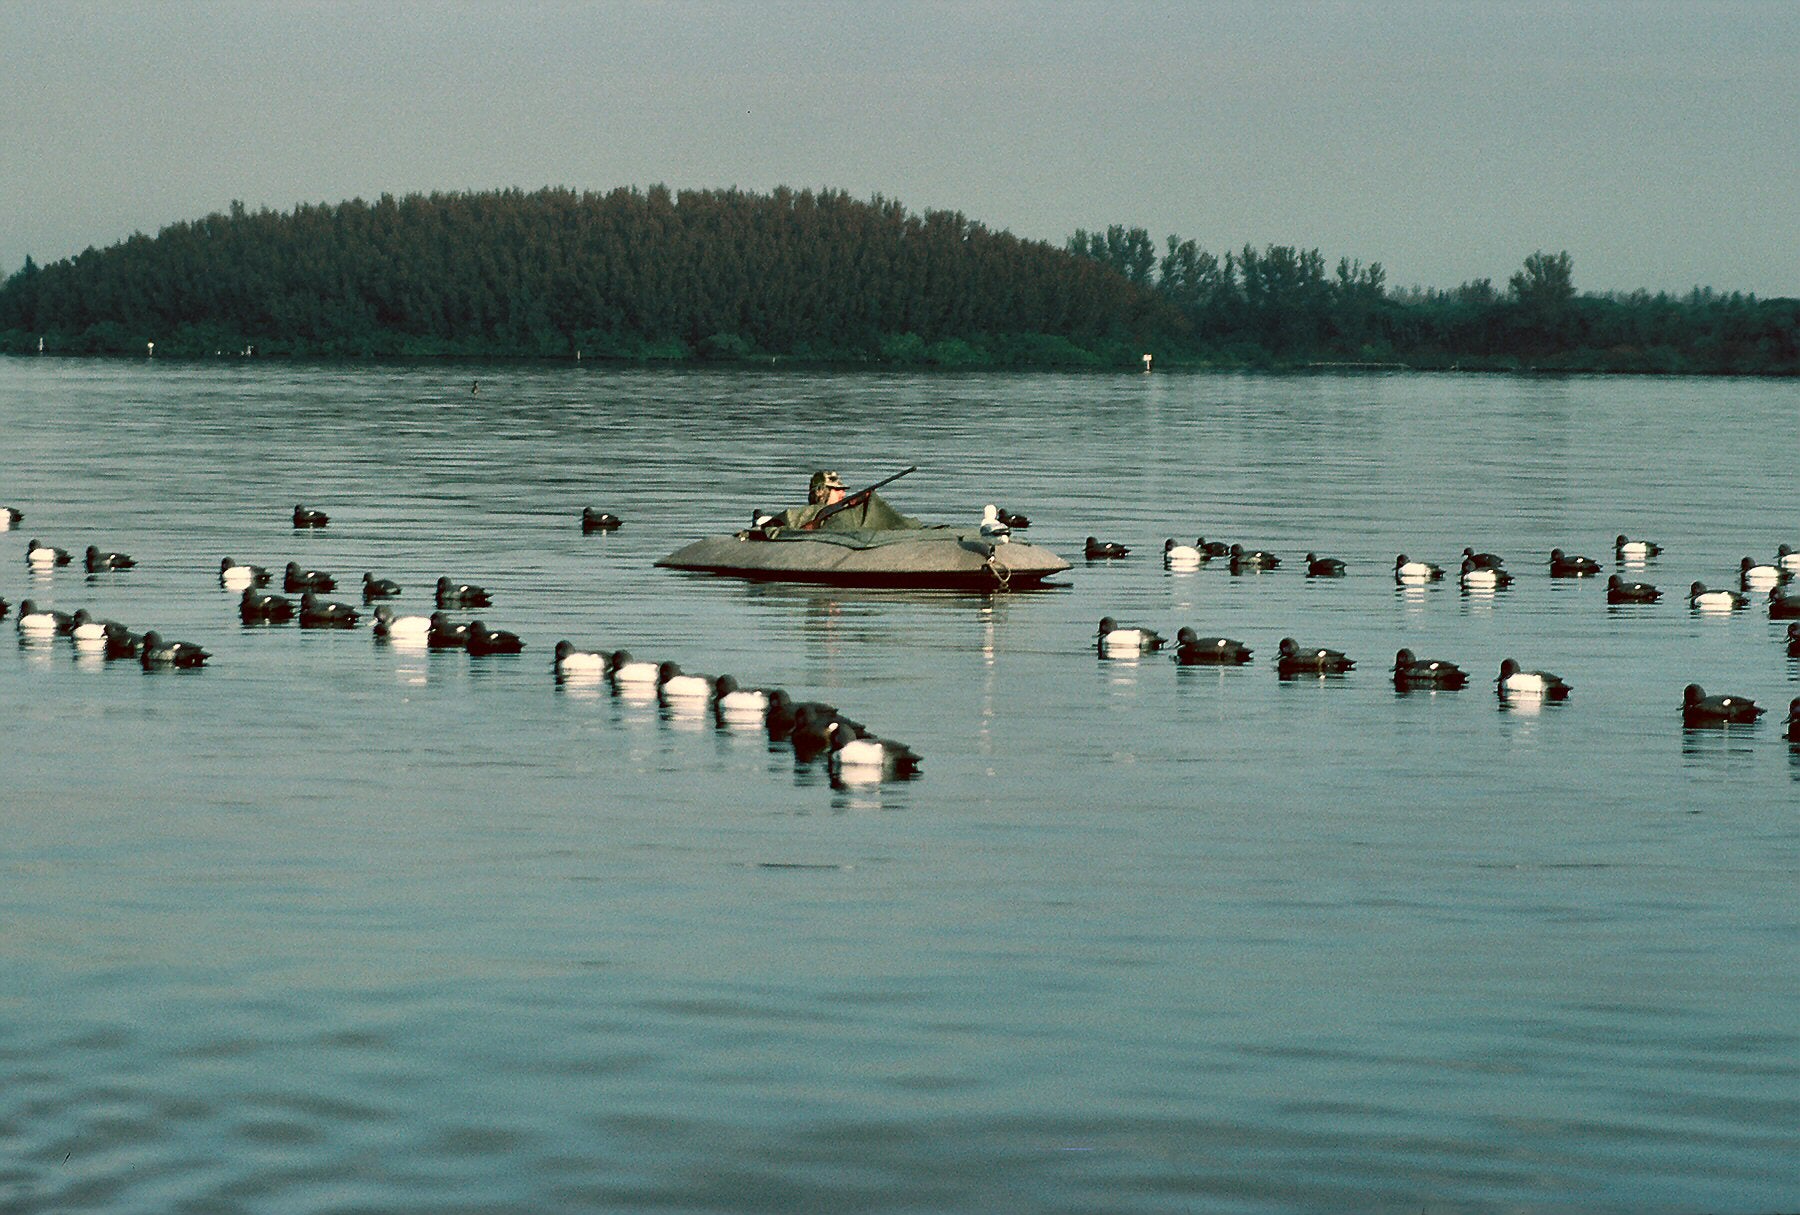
[[3, 0, 1797, 296]]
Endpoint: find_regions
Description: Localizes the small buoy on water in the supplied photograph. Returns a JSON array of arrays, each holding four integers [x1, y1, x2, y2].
[[1142, 352, 1152, 373]]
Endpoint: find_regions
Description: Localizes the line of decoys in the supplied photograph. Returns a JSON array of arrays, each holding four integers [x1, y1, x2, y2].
[[5, 502, 920, 781], [1092, 533, 1800, 739]]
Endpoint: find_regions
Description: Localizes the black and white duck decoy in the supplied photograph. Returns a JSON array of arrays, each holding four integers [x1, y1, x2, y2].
[[1305, 552, 1346, 577], [1549, 548, 1602, 577], [1460, 557, 1514, 589], [465, 621, 523, 656], [1394, 554, 1444, 583], [1097, 616, 1165, 655], [16, 600, 72, 634], [1496, 658, 1571, 701], [1681, 684, 1765, 728], [220, 558, 272, 588], [240, 588, 296, 623], [1615, 534, 1661, 560], [70, 609, 124, 647], [553, 640, 609, 677], [978, 505, 1012, 544], [373, 605, 431, 641], [1393, 648, 1468, 690], [292, 504, 329, 528], [1689, 582, 1748, 611], [361, 572, 402, 600], [284, 562, 336, 592], [1740, 557, 1787, 592], [427, 613, 471, 649], [713, 675, 773, 722], [298, 591, 360, 628], [1085, 537, 1130, 559], [655, 661, 714, 701], [1276, 637, 1353, 676], [1606, 575, 1661, 604], [139, 631, 209, 667], [26, 539, 71, 567], [827, 720, 921, 780], [84, 546, 135, 572], [1778, 544, 1800, 574], [1228, 543, 1279, 571], [581, 508, 623, 533], [1461, 547, 1505, 570], [607, 649, 659, 686], [1163, 538, 1203, 569], [436, 577, 492, 608], [1172, 626, 1252, 665], [0, 506, 21, 530]]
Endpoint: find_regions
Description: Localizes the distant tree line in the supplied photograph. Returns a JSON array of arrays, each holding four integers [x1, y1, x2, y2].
[[1, 188, 1794, 372], [0, 187, 1174, 365], [1069, 227, 1799, 373]]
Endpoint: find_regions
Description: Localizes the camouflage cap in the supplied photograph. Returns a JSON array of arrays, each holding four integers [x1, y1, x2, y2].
[[808, 469, 845, 502]]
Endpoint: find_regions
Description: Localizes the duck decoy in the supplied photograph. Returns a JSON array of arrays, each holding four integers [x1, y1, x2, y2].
[[791, 704, 866, 762], [1785, 697, 1800, 743], [1778, 544, 1800, 574], [436, 577, 492, 608], [1681, 684, 1765, 728], [239, 587, 296, 623], [16, 600, 72, 634], [607, 649, 659, 685], [1394, 554, 1444, 583], [426, 612, 471, 649], [1195, 537, 1230, 559], [655, 661, 714, 701], [26, 539, 71, 567], [1163, 538, 1203, 569], [1276, 637, 1354, 677], [361, 572, 402, 600], [373, 605, 431, 641], [466, 621, 524, 656], [713, 675, 773, 721], [283, 562, 335, 592], [0, 506, 21, 530], [1172, 626, 1252, 665], [1305, 552, 1346, 577], [1615, 534, 1661, 560], [995, 507, 1030, 529], [1606, 574, 1662, 604], [1460, 557, 1514, 589], [1549, 548, 1602, 577], [827, 720, 921, 780], [764, 689, 800, 739], [298, 591, 359, 628], [978, 505, 1012, 544], [1496, 658, 1571, 701], [1097, 616, 1164, 655], [1789, 623, 1800, 657], [1740, 557, 1787, 592], [1393, 648, 1468, 690], [292, 504, 329, 528], [84, 546, 135, 572], [1461, 547, 1505, 570], [220, 558, 271, 588], [0, 596, 8, 620], [1085, 537, 1129, 559], [581, 508, 623, 533], [1770, 587, 1800, 619], [139, 630, 209, 667], [101, 623, 144, 660], [553, 640, 609, 676], [1689, 582, 1748, 611], [1228, 543, 1279, 571], [70, 609, 124, 647]]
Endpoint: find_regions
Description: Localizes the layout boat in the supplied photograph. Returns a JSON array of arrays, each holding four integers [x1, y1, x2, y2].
[[656, 525, 1071, 590]]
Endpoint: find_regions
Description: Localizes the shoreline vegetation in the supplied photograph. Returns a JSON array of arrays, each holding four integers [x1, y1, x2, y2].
[[2, 186, 1795, 374]]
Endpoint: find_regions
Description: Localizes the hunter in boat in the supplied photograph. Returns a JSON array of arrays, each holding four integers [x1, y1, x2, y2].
[[656, 467, 1070, 590]]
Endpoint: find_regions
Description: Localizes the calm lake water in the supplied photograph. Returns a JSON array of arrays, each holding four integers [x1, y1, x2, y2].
[[2, 359, 1796, 1213]]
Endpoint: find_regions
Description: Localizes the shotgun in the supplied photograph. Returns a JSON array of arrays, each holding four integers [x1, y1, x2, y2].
[[801, 466, 919, 530]]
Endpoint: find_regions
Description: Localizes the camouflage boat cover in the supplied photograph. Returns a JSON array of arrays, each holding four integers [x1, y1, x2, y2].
[[656, 526, 1070, 589]]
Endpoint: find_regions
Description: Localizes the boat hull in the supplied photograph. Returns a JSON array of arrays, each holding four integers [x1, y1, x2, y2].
[[656, 527, 1070, 590]]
